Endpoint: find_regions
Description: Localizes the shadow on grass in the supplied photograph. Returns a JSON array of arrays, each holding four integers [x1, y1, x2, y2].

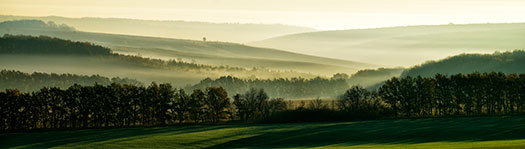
[[0, 124, 241, 148], [208, 116, 525, 148], [2, 116, 525, 148]]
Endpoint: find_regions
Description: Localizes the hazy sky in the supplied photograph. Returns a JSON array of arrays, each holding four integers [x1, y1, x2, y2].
[[2, 0, 525, 30]]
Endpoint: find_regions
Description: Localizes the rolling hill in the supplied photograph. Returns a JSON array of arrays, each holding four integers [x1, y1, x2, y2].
[[0, 69, 142, 92], [0, 15, 316, 43], [346, 67, 405, 87], [0, 20, 373, 76], [3, 116, 525, 148], [361, 50, 525, 90], [401, 50, 525, 77], [0, 35, 318, 87], [250, 23, 525, 66]]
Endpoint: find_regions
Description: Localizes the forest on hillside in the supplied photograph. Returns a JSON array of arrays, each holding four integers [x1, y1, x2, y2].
[[0, 19, 75, 32], [186, 68, 405, 99], [0, 34, 110, 55], [1, 69, 346, 99], [188, 76, 349, 99], [402, 50, 525, 77], [346, 68, 404, 87], [0, 70, 142, 92]]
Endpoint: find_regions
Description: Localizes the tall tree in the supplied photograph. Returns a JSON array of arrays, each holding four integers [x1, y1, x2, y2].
[[205, 87, 230, 123]]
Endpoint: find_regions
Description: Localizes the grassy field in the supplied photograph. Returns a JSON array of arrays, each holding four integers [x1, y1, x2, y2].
[[2, 116, 525, 148]]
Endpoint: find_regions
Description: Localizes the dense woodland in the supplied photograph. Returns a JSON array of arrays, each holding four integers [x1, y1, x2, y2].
[[380, 72, 525, 116], [345, 67, 404, 87], [0, 34, 110, 55], [402, 50, 525, 77], [188, 68, 403, 99], [1, 69, 336, 99], [0, 19, 75, 32], [0, 70, 142, 92], [2, 72, 525, 131], [188, 76, 349, 99]]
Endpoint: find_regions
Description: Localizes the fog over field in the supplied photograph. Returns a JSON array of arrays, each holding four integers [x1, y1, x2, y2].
[[0, 15, 316, 43], [250, 23, 525, 66], [0, 20, 372, 76], [4, 0, 525, 148], [0, 55, 205, 86]]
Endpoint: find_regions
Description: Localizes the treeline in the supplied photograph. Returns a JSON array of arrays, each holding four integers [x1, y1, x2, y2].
[[188, 76, 349, 99], [0, 70, 142, 92], [344, 67, 404, 88], [0, 19, 75, 32], [4, 72, 525, 131], [402, 50, 525, 77], [265, 72, 525, 122], [1, 83, 235, 131], [109, 54, 246, 73], [380, 72, 525, 116], [0, 34, 110, 55]]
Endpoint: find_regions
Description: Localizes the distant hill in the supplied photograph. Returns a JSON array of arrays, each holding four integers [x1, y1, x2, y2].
[[0, 19, 75, 32], [364, 50, 525, 90], [0, 34, 110, 55], [0, 69, 142, 92], [0, 20, 373, 75], [0, 35, 317, 86], [250, 23, 525, 66], [347, 67, 405, 87], [187, 76, 349, 99], [401, 50, 525, 77], [0, 15, 315, 43]]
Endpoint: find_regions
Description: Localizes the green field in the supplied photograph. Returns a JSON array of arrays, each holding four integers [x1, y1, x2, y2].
[[2, 116, 525, 148]]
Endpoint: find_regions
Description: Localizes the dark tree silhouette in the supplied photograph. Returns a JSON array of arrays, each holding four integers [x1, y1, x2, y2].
[[3, 72, 525, 132], [204, 87, 230, 123]]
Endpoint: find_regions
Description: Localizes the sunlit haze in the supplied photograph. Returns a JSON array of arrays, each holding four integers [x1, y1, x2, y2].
[[2, 0, 525, 30], [3, 1, 525, 147]]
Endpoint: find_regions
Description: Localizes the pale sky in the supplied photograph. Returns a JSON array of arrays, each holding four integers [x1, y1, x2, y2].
[[2, 0, 525, 30]]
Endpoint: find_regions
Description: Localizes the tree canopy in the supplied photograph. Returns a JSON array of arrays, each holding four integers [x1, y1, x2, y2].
[[0, 19, 75, 32], [188, 76, 349, 99], [402, 50, 525, 77], [3, 72, 525, 132], [0, 69, 142, 92], [0, 34, 111, 55]]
